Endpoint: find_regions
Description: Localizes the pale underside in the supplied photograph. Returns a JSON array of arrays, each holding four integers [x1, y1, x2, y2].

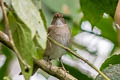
[[44, 24, 71, 60]]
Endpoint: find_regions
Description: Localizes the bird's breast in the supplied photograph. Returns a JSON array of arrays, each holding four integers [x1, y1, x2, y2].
[[49, 26, 71, 46]]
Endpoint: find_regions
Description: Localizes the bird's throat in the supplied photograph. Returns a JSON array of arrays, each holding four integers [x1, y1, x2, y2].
[[55, 19, 64, 26]]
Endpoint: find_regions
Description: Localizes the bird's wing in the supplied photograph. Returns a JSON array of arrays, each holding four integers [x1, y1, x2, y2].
[[48, 25, 55, 34]]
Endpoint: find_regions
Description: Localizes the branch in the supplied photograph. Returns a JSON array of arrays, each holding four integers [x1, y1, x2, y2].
[[0, 31, 12, 49], [0, 31, 77, 80], [34, 59, 77, 80], [0, 0, 10, 39], [48, 37, 110, 80]]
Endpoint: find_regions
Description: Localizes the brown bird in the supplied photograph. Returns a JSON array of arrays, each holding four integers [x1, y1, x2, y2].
[[43, 13, 71, 66]]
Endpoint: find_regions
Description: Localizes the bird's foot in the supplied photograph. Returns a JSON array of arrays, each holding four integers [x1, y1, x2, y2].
[[59, 67, 69, 73], [47, 59, 52, 71]]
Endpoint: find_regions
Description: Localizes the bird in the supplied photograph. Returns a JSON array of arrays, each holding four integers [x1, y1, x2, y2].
[[43, 13, 71, 68]]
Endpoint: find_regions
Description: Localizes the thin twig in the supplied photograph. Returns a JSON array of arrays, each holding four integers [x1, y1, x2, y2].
[[48, 37, 110, 80], [0, 0, 30, 69], [0, 0, 10, 39]]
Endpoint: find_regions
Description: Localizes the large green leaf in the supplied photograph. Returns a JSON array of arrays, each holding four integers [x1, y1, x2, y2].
[[8, 12, 37, 80], [12, 0, 47, 49], [80, 0, 118, 25], [100, 54, 120, 71], [96, 64, 120, 80]]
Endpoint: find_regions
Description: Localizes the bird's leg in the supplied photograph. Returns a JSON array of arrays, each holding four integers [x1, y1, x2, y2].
[[59, 57, 69, 79], [44, 56, 52, 70], [59, 57, 68, 73], [47, 57, 52, 71]]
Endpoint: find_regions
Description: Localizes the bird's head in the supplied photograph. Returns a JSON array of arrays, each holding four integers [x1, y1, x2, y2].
[[51, 13, 66, 26]]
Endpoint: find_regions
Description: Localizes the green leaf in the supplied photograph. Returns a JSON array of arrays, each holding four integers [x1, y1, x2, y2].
[[96, 15, 117, 45], [100, 54, 120, 71], [12, 0, 47, 49], [80, 0, 118, 25], [32, 0, 41, 10], [32, 0, 47, 58], [72, 23, 82, 36], [0, 20, 5, 31], [39, 9, 47, 30], [8, 12, 37, 80], [33, 33, 44, 59], [96, 64, 120, 80], [0, 45, 12, 80], [32, 0, 47, 29]]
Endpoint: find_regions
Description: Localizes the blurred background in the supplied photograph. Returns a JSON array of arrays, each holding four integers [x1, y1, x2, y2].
[[0, 0, 119, 80]]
